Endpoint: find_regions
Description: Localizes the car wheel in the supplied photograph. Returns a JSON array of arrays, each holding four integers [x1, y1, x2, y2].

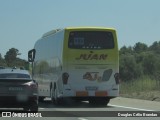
[[30, 101, 38, 112]]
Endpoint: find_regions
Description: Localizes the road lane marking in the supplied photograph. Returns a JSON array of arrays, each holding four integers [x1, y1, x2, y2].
[[78, 118, 88, 120], [109, 104, 156, 111]]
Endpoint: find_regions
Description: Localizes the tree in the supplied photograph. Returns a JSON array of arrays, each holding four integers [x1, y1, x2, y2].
[[149, 41, 160, 54], [0, 53, 2, 60], [119, 41, 160, 81], [4, 48, 21, 67], [133, 42, 148, 53], [120, 46, 133, 55], [0, 53, 7, 66], [142, 52, 157, 75], [120, 54, 143, 81]]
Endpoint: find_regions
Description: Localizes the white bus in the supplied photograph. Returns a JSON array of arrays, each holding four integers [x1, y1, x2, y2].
[[28, 27, 119, 105]]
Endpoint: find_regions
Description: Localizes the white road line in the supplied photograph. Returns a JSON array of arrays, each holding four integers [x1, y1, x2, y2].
[[78, 118, 88, 120], [108, 104, 155, 111]]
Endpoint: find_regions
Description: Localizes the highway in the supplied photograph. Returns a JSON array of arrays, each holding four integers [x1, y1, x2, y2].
[[0, 97, 160, 120]]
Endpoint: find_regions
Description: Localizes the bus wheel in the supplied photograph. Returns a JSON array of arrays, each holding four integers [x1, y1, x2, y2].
[[54, 88, 58, 105], [51, 87, 55, 103], [54, 88, 63, 105]]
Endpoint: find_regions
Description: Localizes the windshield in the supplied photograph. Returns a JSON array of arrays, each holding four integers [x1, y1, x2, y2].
[[0, 73, 30, 79], [68, 31, 114, 49]]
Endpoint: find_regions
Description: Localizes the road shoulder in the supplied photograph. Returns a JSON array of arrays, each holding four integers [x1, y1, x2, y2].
[[109, 97, 160, 111]]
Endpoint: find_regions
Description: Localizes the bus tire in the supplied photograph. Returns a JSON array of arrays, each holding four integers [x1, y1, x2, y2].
[[51, 87, 55, 103], [54, 87, 58, 105], [53, 88, 63, 105]]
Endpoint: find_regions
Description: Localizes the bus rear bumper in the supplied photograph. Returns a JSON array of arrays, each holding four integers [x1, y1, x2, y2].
[[62, 89, 119, 97]]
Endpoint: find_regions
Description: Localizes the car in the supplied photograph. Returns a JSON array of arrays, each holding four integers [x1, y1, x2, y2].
[[0, 67, 38, 112]]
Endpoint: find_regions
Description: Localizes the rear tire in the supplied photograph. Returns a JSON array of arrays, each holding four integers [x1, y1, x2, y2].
[[54, 88, 59, 105], [51, 87, 55, 103], [53, 88, 63, 105]]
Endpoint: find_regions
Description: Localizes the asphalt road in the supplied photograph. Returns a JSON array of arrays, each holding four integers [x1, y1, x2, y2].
[[0, 97, 160, 120]]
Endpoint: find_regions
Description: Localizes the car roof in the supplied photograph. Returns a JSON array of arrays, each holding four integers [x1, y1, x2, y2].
[[0, 68, 30, 75]]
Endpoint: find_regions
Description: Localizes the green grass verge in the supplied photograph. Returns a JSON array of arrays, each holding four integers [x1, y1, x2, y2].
[[120, 76, 160, 101]]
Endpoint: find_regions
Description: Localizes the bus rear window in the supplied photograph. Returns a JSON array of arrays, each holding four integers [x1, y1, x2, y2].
[[68, 31, 114, 49]]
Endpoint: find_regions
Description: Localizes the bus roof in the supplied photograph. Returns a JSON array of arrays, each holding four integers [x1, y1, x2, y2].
[[42, 27, 116, 38], [42, 29, 62, 38], [65, 27, 116, 31]]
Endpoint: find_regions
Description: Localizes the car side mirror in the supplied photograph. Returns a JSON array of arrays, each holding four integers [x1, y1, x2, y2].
[[33, 79, 38, 86]]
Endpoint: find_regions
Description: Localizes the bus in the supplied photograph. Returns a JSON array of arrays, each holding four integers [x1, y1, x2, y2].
[[28, 27, 119, 105]]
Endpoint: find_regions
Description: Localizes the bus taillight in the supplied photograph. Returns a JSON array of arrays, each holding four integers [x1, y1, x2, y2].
[[114, 73, 120, 84], [62, 72, 69, 84]]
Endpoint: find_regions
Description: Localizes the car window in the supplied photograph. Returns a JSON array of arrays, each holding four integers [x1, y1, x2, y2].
[[0, 73, 30, 79]]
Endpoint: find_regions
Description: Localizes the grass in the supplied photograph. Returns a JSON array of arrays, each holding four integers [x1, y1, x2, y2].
[[120, 76, 160, 101]]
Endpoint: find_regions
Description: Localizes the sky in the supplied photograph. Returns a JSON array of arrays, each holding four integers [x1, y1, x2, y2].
[[0, 0, 160, 60]]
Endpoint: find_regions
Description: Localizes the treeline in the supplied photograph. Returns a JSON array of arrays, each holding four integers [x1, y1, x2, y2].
[[1, 42, 160, 82], [120, 41, 160, 82], [0, 48, 28, 69]]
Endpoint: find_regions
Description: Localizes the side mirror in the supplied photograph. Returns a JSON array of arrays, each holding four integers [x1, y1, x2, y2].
[[33, 79, 38, 86], [28, 49, 36, 62]]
